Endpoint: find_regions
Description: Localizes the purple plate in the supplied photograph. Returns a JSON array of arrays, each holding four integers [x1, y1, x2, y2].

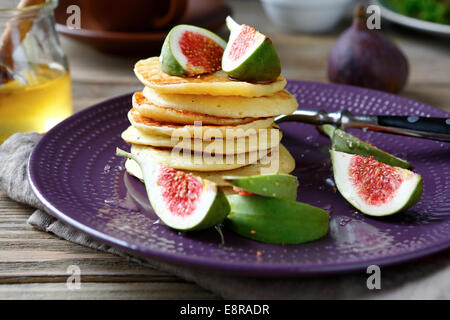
[[28, 81, 450, 277]]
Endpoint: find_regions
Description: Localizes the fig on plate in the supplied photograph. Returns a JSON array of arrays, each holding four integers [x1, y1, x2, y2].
[[160, 24, 227, 77], [321, 124, 411, 169], [331, 150, 422, 216], [327, 6, 409, 93], [116, 148, 229, 231], [225, 195, 329, 244], [222, 16, 281, 82]]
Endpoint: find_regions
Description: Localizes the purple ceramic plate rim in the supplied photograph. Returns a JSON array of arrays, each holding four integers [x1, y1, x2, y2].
[[28, 83, 450, 277]]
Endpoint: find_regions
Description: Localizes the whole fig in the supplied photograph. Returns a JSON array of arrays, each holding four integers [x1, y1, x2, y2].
[[327, 6, 409, 93]]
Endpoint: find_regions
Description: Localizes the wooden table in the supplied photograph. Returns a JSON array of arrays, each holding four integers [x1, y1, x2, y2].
[[0, 0, 449, 299]]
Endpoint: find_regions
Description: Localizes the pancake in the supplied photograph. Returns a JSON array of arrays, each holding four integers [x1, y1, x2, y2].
[[121, 126, 282, 155], [128, 144, 270, 172], [134, 57, 287, 97], [143, 86, 298, 118], [125, 144, 296, 186], [128, 108, 274, 139], [132, 91, 254, 125]]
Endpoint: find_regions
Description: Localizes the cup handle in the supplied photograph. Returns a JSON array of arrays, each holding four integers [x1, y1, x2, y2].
[[151, 0, 187, 29]]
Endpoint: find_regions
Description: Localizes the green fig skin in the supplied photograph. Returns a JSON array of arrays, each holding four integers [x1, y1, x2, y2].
[[187, 189, 230, 231], [225, 195, 329, 244], [400, 178, 423, 215], [321, 124, 411, 169], [225, 174, 299, 201], [116, 148, 230, 231], [225, 38, 281, 82], [318, 123, 336, 138], [160, 30, 187, 77]]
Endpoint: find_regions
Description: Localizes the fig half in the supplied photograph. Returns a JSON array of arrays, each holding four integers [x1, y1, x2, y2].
[[116, 148, 229, 231]]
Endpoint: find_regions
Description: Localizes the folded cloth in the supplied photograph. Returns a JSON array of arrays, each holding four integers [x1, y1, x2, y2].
[[1, 132, 449, 299]]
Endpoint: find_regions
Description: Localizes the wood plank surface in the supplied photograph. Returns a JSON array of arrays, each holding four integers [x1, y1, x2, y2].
[[0, 192, 219, 299], [0, 283, 217, 300], [0, 0, 448, 299]]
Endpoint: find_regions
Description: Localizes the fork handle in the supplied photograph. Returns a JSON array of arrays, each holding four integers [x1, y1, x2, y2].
[[371, 115, 450, 142], [378, 116, 450, 135]]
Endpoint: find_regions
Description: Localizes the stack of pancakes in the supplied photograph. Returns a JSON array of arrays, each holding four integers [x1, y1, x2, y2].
[[122, 57, 298, 186]]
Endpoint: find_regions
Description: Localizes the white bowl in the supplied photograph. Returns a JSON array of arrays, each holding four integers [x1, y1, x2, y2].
[[260, 0, 353, 33]]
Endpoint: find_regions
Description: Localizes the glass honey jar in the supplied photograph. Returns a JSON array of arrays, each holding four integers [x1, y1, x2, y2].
[[0, 0, 72, 143]]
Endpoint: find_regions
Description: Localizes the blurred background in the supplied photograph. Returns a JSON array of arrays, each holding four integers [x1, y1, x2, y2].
[[56, 0, 449, 109], [0, 0, 449, 141]]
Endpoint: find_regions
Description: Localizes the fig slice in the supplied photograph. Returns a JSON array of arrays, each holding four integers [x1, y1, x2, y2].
[[160, 24, 227, 77], [225, 195, 329, 244], [321, 124, 411, 169], [116, 148, 230, 231], [222, 16, 281, 82], [224, 174, 299, 201], [331, 150, 422, 217]]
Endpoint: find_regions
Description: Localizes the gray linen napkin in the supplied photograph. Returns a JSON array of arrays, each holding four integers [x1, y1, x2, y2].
[[1, 132, 450, 299]]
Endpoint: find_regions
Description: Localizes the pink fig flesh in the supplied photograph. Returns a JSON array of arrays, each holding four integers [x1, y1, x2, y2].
[[157, 166, 202, 217], [349, 155, 404, 206], [178, 31, 224, 75]]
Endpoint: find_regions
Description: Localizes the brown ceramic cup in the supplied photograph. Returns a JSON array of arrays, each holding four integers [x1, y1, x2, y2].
[[57, 0, 187, 32]]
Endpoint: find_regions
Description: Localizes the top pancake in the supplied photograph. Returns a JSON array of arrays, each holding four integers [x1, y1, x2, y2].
[[134, 57, 287, 97]]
